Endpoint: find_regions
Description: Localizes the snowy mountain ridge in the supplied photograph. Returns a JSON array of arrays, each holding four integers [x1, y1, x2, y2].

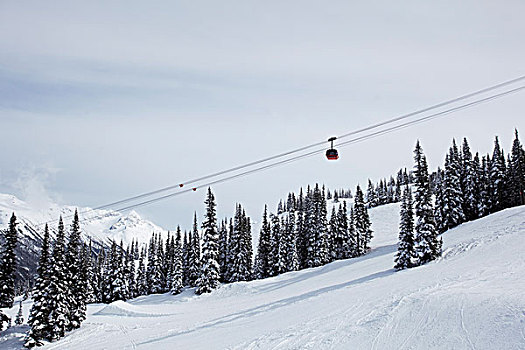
[[0, 192, 168, 283], [0, 193, 167, 246]]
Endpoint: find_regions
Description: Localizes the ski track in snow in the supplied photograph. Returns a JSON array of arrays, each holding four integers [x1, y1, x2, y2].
[[2, 203, 525, 349]]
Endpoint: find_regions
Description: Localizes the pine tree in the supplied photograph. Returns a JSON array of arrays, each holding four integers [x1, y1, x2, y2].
[[124, 245, 136, 299], [0, 213, 18, 308], [328, 206, 339, 261], [228, 204, 253, 282], [276, 216, 287, 274], [441, 142, 465, 230], [217, 219, 229, 282], [510, 129, 525, 206], [65, 210, 86, 330], [338, 202, 352, 259], [478, 155, 491, 217], [395, 186, 416, 270], [433, 168, 446, 233], [268, 213, 281, 276], [152, 235, 165, 293], [25, 224, 51, 347], [164, 232, 173, 291], [413, 141, 441, 265], [348, 206, 357, 257], [282, 212, 298, 272], [242, 210, 253, 279], [105, 241, 127, 302], [46, 217, 70, 340], [461, 138, 478, 220], [196, 188, 221, 294], [14, 300, 23, 326], [395, 178, 402, 202], [254, 205, 271, 279], [310, 184, 329, 266], [353, 185, 373, 255], [295, 188, 307, 269], [170, 227, 183, 295], [182, 232, 189, 286], [366, 180, 377, 208], [94, 248, 105, 303], [82, 241, 96, 303], [470, 153, 483, 218], [188, 213, 201, 287], [277, 200, 284, 215], [136, 248, 148, 296], [489, 136, 507, 212], [146, 234, 156, 293], [155, 235, 166, 292]]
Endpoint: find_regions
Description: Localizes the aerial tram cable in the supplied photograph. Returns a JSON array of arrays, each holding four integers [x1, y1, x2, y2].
[[72, 75, 525, 214], [36, 78, 525, 227], [72, 83, 525, 223]]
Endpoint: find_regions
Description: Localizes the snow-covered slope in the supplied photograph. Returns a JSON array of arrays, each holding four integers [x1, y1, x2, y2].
[[4, 202, 524, 349], [0, 193, 167, 245]]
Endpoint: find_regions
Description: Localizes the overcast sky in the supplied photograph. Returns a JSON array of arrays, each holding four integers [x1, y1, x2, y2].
[[1, 0, 524, 230]]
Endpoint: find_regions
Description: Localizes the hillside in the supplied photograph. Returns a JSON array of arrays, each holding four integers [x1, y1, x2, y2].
[[3, 202, 524, 349]]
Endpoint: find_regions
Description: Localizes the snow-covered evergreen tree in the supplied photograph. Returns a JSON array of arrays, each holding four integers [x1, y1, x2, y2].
[[254, 205, 272, 279], [242, 211, 253, 278], [306, 184, 329, 267], [489, 136, 507, 212], [413, 141, 441, 265], [227, 204, 253, 282], [0, 212, 18, 308], [348, 206, 357, 257], [282, 212, 299, 272], [268, 213, 281, 276], [478, 154, 492, 217], [510, 129, 525, 206], [353, 185, 373, 255], [461, 138, 479, 220], [124, 244, 136, 299], [366, 180, 377, 208], [25, 224, 51, 347], [328, 206, 338, 261], [170, 227, 184, 295], [395, 186, 416, 270], [188, 213, 201, 287], [46, 217, 70, 340], [94, 248, 105, 303], [164, 232, 173, 291], [338, 202, 352, 259], [295, 188, 307, 269], [15, 300, 23, 326], [83, 240, 96, 303], [276, 216, 287, 274], [182, 232, 190, 286], [441, 141, 465, 230], [136, 248, 148, 296], [217, 219, 229, 282], [196, 188, 221, 294], [433, 168, 446, 233], [65, 210, 86, 330], [105, 241, 127, 302], [155, 235, 166, 292]]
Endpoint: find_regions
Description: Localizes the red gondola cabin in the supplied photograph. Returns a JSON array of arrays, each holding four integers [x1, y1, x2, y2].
[[326, 136, 339, 160]]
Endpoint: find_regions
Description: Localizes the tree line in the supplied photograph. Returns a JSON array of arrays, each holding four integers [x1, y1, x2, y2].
[[18, 180, 376, 346], [395, 130, 525, 270]]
